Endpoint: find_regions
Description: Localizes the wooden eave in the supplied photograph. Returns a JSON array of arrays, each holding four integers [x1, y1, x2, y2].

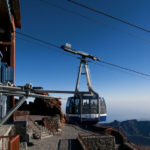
[[10, 0, 21, 28], [0, 0, 9, 18], [0, 0, 21, 29]]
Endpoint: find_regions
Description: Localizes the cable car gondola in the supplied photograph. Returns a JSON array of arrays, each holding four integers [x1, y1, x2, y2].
[[61, 44, 107, 124], [66, 94, 107, 124]]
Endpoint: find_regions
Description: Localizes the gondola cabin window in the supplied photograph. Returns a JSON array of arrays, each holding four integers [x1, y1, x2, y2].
[[75, 99, 80, 113], [82, 99, 89, 114], [90, 99, 98, 114], [100, 97, 107, 114]]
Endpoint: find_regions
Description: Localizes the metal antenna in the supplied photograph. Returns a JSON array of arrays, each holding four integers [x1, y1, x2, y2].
[[61, 43, 100, 95]]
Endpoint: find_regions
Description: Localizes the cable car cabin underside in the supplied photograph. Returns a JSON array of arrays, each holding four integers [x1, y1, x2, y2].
[[66, 94, 107, 124]]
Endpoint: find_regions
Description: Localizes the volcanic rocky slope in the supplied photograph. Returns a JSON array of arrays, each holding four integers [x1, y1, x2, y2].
[[103, 119, 150, 146], [16, 94, 66, 134]]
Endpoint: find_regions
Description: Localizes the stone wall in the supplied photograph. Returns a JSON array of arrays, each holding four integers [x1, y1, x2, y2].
[[78, 135, 115, 150]]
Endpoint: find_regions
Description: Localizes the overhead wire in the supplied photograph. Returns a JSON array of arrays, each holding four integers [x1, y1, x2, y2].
[[91, 61, 150, 80], [16, 31, 60, 49], [39, 0, 150, 44], [16, 31, 75, 58], [100, 60, 150, 77], [68, 0, 150, 33], [16, 31, 150, 79]]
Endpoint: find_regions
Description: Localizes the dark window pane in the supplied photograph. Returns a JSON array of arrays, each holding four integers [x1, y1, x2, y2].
[[82, 99, 90, 114], [90, 99, 98, 113]]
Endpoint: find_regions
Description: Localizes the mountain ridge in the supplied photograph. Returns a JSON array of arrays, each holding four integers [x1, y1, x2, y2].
[[103, 119, 150, 146]]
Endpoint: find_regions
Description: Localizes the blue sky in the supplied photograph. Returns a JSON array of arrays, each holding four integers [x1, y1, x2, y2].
[[15, 0, 150, 122]]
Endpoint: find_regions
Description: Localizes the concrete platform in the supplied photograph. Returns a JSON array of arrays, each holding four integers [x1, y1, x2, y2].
[[0, 125, 12, 136], [0, 125, 12, 150], [27, 124, 84, 150]]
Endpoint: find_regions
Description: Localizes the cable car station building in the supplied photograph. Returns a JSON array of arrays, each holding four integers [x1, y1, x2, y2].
[[0, 0, 21, 121]]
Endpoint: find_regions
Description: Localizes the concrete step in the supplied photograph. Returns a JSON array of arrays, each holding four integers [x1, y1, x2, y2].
[[41, 132, 52, 136], [41, 134, 52, 139], [28, 121, 52, 139]]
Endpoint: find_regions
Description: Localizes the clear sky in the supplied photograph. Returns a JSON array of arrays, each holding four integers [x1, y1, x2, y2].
[[15, 0, 150, 122]]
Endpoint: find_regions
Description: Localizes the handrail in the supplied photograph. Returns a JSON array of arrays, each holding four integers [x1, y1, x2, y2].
[[78, 133, 90, 150], [0, 136, 14, 139]]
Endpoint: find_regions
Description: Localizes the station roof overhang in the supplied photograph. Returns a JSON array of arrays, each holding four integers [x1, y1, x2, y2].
[[0, 0, 21, 29]]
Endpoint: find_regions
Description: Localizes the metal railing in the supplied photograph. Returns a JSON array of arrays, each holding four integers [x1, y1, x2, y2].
[[0, 135, 20, 150], [9, 135, 20, 150]]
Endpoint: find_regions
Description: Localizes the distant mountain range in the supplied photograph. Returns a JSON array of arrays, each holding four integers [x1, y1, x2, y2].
[[103, 119, 150, 146]]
